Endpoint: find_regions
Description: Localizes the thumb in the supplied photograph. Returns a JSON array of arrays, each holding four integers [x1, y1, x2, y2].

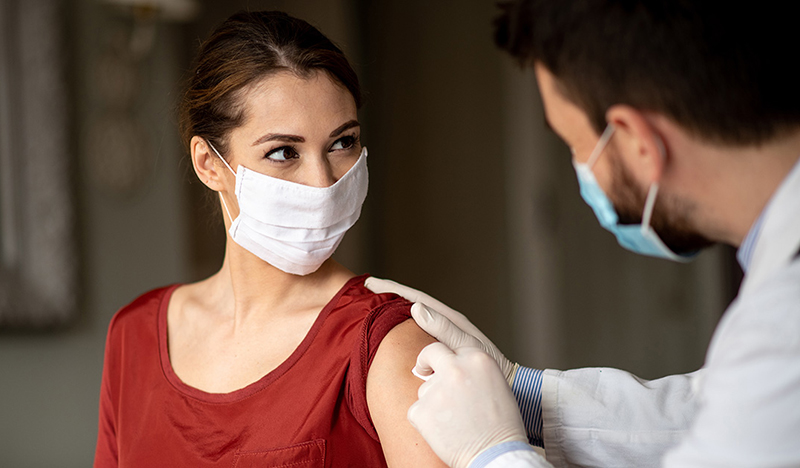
[[412, 303, 482, 351], [413, 341, 456, 379]]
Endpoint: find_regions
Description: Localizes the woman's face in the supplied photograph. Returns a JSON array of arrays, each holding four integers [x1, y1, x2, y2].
[[220, 70, 361, 189]]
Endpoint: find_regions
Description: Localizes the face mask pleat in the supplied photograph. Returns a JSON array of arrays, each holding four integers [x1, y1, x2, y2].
[[236, 210, 362, 243], [235, 155, 368, 228]]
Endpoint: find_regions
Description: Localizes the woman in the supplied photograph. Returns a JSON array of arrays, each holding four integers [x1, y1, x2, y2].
[[94, 11, 445, 468]]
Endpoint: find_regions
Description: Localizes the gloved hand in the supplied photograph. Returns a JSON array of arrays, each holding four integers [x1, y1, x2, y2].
[[408, 342, 529, 468], [365, 277, 519, 384]]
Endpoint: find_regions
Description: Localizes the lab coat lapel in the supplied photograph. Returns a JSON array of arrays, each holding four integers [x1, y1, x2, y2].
[[740, 158, 800, 296]]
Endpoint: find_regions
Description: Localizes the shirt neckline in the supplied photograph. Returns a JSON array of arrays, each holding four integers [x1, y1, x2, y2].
[[158, 274, 367, 403], [736, 210, 766, 272], [740, 156, 800, 278]]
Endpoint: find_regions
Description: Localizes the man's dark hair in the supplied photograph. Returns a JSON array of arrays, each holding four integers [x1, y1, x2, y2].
[[494, 1, 800, 145]]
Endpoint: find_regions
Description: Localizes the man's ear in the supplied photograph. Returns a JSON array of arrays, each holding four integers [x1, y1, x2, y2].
[[606, 105, 667, 185], [190, 136, 228, 191]]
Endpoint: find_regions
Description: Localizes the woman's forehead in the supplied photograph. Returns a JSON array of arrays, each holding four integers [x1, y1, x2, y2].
[[234, 71, 357, 140], [247, 72, 355, 114]]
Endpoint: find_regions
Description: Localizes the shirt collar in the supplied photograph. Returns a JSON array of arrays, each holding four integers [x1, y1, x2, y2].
[[737, 211, 766, 272], [737, 156, 800, 272]]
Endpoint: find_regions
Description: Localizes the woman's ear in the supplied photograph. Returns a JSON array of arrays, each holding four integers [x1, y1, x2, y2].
[[605, 105, 667, 185], [190, 136, 228, 191]]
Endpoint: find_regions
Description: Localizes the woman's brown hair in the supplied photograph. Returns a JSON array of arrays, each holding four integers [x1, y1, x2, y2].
[[179, 11, 362, 157]]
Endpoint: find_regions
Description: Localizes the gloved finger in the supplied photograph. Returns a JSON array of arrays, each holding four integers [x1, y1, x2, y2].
[[412, 364, 432, 381], [416, 377, 434, 399], [413, 341, 456, 378], [407, 398, 422, 430], [365, 277, 457, 316], [412, 303, 482, 351], [408, 381, 436, 425]]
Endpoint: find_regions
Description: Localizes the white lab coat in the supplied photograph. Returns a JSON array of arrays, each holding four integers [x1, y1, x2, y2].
[[485, 159, 800, 468]]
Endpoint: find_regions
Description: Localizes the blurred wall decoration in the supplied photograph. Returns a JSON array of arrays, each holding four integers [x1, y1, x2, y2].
[[85, 0, 198, 194], [0, 0, 77, 327]]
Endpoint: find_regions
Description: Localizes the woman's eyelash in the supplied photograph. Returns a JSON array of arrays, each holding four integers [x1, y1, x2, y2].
[[332, 134, 360, 149], [264, 145, 299, 161], [263, 135, 360, 161]]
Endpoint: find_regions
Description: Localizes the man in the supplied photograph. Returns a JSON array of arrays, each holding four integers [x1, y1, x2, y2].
[[367, 1, 800, 467]]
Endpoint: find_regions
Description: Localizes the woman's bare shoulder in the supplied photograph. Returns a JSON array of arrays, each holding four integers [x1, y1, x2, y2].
[[367, 319, 446, 467]]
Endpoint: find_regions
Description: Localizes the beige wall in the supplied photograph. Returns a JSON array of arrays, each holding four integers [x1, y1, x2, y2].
[[357, 0, 515, 352]]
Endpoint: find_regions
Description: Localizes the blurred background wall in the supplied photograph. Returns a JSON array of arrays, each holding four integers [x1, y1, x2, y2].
[[0, 0, 739, 466]]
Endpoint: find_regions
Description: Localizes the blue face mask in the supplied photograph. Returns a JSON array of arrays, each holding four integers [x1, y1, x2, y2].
[[572, 124, 696, 262]]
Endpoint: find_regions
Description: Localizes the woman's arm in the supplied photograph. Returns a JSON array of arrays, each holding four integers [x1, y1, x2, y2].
[[367, 318, 449, 468]]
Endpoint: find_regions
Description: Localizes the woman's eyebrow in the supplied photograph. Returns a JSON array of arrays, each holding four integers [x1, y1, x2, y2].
[[252, 133, 304, 146], [251, 120, 360, 146], [329, 120, 360, 137]]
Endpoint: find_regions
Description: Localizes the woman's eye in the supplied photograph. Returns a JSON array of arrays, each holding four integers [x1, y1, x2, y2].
[[330, 135, 357, 151], [265, 146, 299, 162]]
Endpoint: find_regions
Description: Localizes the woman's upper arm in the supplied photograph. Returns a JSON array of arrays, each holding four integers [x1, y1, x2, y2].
[[366, 318, 448, 468]]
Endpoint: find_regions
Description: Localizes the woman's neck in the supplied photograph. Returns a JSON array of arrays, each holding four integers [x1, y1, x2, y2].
[[203, 240, 354, 325]]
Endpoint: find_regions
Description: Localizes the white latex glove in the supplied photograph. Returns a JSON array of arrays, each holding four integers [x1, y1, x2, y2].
[[365, 277, 519, 384], [408, 342, 529, 468]]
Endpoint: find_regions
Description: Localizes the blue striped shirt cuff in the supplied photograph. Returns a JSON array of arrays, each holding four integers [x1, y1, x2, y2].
[[469, 441, 535, 468], [512, 366, 544, 447]]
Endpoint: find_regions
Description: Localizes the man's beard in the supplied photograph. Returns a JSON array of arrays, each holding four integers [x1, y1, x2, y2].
[[606, 148, 714, 255]]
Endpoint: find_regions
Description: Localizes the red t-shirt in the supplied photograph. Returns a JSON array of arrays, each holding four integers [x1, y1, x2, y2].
[[94, 274, 412, 467]]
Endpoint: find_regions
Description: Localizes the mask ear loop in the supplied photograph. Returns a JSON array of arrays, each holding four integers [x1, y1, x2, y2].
[[641, 135, 667, 230], [586, 124, 616, 169], [641, 183, 659, 230], [205, 139, 237, 225]]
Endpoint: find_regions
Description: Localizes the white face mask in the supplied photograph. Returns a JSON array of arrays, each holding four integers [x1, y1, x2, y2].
[[209, 142, 369, 275]]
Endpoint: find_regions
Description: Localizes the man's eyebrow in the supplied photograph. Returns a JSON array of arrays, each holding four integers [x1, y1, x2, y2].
[[251, 133, 305, 146], [329, 120, 360, 138]]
